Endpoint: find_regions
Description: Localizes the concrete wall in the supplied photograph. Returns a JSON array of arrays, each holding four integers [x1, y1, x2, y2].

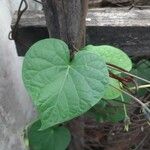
[[0, 1, 38, 150]]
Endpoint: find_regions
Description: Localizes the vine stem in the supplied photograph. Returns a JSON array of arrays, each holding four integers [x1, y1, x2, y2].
[[110, 84, 150, 114], [121, 94, 130, 131], [120, 94, 128, 117], [130, 84, 150, 90], [107, 65, 150, 84]]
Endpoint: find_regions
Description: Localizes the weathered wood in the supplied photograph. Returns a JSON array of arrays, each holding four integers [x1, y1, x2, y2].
[[41, 0, 88, 52], [41, 0, 88, 150], [12, 8, 150, 27], [87, 8, 150, 26], [87, 26, 150, 60], [89, 0, 103, 8], [12, 8, 150, 60]]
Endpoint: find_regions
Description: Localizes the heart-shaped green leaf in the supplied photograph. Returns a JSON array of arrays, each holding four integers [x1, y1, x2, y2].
[[89, 102, 125, 123], [103, 78, 121, 100], [27, 120, 71, 150], [22, 38, 109, 130], [131, 60, 150, 96], [82, 45, 132, 74]]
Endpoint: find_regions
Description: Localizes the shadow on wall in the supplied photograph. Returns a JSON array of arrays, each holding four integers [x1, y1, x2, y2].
[[0, 1, 36, 150]]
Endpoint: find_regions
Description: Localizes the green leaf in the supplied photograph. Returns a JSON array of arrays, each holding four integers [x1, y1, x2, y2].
[[103, 78, 121, 100], [82, 45, 132, 74], [105, 106, 125, 123], [90, 102, 125, 123], [131, 60, 150, 96], [132, 60, 150, 81], [22, 38, 109, 130], [27, 120, 71, 150]]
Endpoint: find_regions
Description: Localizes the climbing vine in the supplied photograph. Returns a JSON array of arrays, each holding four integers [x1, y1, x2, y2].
[[22, 38, 150, 150]]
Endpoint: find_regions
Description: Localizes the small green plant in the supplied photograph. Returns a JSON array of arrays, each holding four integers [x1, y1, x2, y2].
[[22, 38, 150, 150]]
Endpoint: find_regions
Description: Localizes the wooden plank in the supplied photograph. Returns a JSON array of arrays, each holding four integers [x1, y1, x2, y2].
[[11, 8, 150, 60], [12, 8, 150, 27], [87, 8, 150, 27], [86, 26, 150, 60], [88, 0, 102, 8]]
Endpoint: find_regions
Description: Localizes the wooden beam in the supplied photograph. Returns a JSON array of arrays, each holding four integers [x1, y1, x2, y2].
[[12, 8, 150, 27], [11, 7, 150, 60], [88, 0, 102, 8]]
